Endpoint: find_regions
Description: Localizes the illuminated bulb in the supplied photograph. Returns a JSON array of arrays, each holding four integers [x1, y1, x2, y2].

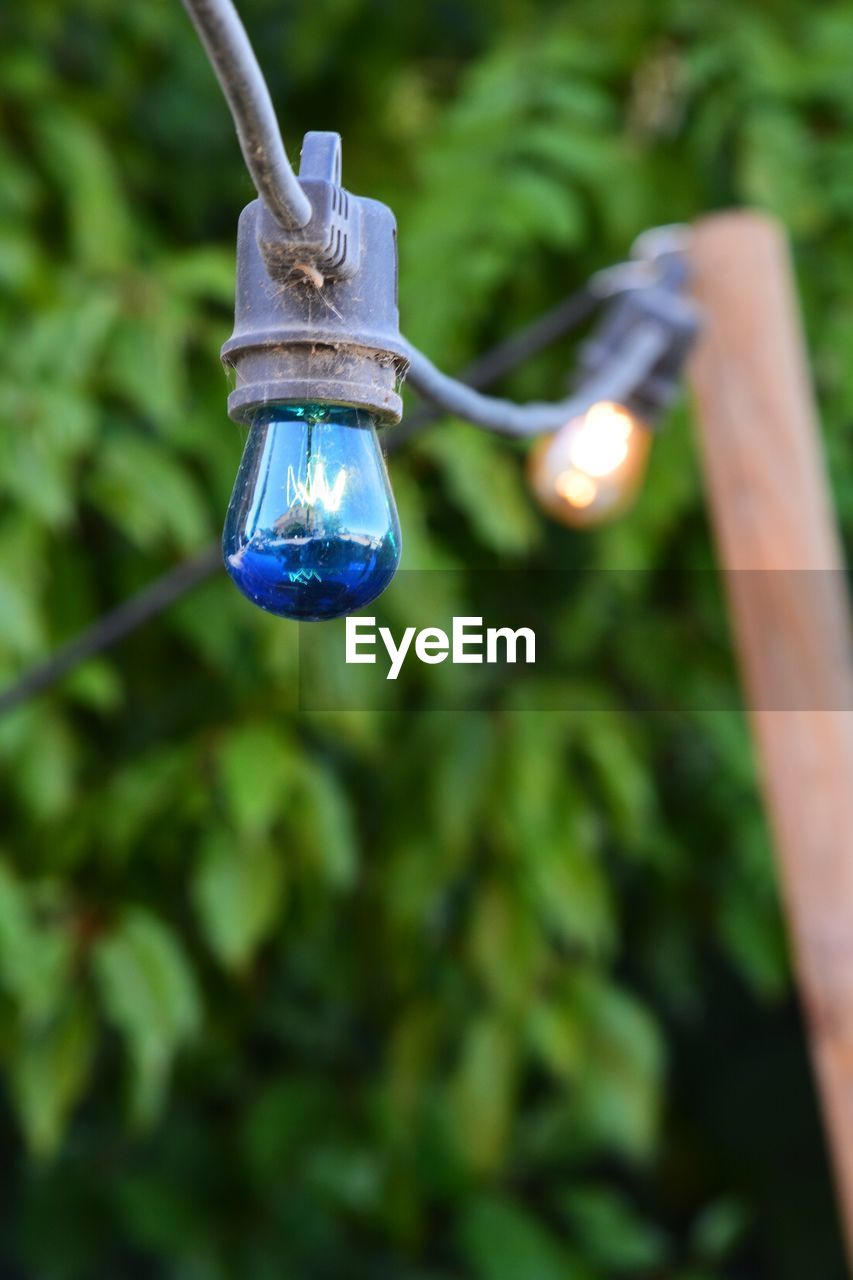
[[528, 401, 651, 528], [223, 403, 401, 620]]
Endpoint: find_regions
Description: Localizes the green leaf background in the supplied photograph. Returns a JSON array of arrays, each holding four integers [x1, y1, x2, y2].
[[0, 0, 850, 1277]]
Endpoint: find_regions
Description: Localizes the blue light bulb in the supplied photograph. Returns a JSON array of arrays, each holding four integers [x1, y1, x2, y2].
[[223, 403, 401, 621]]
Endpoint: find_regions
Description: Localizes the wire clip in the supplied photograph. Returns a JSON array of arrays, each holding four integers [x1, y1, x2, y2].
[[256, 132, 362, 282], [577, 229, 700, 425]]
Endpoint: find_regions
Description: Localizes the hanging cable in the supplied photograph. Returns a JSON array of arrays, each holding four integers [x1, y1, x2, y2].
[[0, 548, 222, 718], [178, 0, 695, 443], [404, 320, 670, 436], [0, 3, 702, 706], [38, 1, 697, 633], [180, 0, 312, 230], [0, 285, 603, 717], [391, 285, 599, 447]]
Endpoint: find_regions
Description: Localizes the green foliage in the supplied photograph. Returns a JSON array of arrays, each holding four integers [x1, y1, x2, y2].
[[10, 999, 95, 1159], [0, 861, 71, 1027], [93, 909, 201, 1123], [459, 1194, 590, 1280], [0, 0, 849, 1277], [193, 832, 286, 971]]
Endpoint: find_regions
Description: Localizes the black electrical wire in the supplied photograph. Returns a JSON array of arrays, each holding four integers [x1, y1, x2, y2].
[[180, 0, 312, 231], [0, 0, 695, 715], [0, 286, 600, 718], [405, 321, 668, 436], [392, 285, 599, 446], [178, 0, 686, 437], [0, 548, 222, 718]]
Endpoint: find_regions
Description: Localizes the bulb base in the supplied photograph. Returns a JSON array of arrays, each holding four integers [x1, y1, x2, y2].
[[225, 340, 404, 424]]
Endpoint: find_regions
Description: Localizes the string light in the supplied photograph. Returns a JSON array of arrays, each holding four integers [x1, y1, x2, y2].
[[218, 132, 408, 622], [175, 0, 698, 620], [528, 401, 652, 527]]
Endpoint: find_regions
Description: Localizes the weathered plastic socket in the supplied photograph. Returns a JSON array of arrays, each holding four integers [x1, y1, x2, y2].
[[577, 239, 699, 426], [221, 131, 410, 426]]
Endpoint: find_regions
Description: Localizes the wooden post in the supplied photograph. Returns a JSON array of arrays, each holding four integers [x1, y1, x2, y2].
[[688, 211, 853, 1266]]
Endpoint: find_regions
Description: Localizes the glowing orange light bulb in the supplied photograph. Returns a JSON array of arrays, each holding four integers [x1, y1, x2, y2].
[[527, 401, 651, 528]]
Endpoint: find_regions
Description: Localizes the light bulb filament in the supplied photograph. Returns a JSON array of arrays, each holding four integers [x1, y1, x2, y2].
[[527, 400, 651, 529], [286, 461, 347, 512], [567, 402, 634, 477]]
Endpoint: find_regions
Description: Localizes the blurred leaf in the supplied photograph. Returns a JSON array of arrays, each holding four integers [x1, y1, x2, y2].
[[305, 1142, 383, 1213], [0, 570, 44, 655], [559, 1185, 668, 1272], [192, 832, 286, 972], [290, 757, 359, 889], [163, 247, 235, 305], [88, 434, 209, 551], [527, 831, 615, 956], [526, 999, 584, 1080], [386, 1001, 443, 1138], [34, 108, 131, 270], [419, 426, 540, 556], [106, 299, 191, 429], [113, 1171, 206, 1260], [428, 712, 495, 855], [240, 1076, 331, 1185], [569, 972, 664, 1160], [574, 712, 656, 848], [215, 722, 292, 838], [468, 878, 541, 1009], [93, 908, 201, 1124], [690, 1198, 751, 1262], [447, 1016, 517, 1173], [739, 107, 824, 234], [459, 1195, 585, 1280], [10, 999, 94, 1158], [14, 712, 77, 818], [65, 659, 123, 713], [715, 820, 787, 999], [0, 860, 70, 1026]]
